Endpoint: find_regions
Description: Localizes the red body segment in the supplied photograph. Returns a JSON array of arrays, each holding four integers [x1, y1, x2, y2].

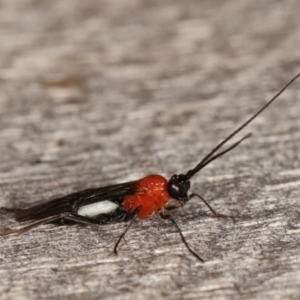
[[123, 174, 170, 219]]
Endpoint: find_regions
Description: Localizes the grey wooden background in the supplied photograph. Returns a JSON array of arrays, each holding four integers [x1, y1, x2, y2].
[[0, 0, 300, 299]]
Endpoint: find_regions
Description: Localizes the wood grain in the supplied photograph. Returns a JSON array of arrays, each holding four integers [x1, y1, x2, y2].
[[0, 0, 300, 299]]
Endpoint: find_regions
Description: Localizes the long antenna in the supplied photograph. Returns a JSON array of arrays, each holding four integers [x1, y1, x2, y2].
[[186, 72, 300, 179], [195, 133, 252, 170]]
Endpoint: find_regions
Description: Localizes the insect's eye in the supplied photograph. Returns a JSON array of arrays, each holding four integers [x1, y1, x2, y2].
[[167, 174, 190, 201]]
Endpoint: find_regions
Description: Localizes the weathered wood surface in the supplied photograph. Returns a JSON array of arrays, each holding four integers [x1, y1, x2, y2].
[[0, 0, 300, 299]]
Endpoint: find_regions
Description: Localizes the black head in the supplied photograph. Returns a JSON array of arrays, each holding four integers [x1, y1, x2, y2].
[[167, 174, 191, 201]]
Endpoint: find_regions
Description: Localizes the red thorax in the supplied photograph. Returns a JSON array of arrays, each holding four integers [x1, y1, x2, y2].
[[123, 174, 170, 219]]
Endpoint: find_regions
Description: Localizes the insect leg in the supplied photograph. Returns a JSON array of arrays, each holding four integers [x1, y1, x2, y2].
[[189, 193, 248, 220], [61, 213, 115, 225], [59, 211, 144, 256], [113, 206, 141, 255], [0, 214, 68, 236], [159, 212, 204, 262], [0, 212, 113, 237]]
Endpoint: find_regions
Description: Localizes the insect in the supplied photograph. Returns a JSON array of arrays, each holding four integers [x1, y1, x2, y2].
[[1, 73, 299, 262]]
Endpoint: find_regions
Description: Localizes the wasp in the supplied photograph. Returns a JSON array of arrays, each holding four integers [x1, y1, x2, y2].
[[1, 73, 299, 262]]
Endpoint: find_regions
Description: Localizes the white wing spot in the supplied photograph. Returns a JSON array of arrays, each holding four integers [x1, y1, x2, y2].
[[77, 200, 119, 217]]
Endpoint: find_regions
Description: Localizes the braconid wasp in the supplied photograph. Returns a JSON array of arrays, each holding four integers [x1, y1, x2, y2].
[[1, 73, 299, 262]]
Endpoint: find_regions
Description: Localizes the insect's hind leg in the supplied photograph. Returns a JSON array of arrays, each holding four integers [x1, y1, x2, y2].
[[0, 212, 108, 237], [0, 214, 67, 236]]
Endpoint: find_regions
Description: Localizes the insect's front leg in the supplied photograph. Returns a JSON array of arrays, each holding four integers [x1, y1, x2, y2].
[[188, 193, 222, 217], [189, 193, 249, 220], [165, 198, 186, 211]]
